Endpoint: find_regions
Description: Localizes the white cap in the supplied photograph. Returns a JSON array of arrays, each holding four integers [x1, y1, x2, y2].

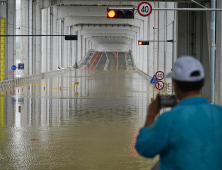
[[166, 56, 204, 82]]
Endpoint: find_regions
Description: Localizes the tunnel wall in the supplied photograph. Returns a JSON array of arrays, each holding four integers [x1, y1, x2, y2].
[[177, 2, 211, 101], [2, 1, 222, 105]]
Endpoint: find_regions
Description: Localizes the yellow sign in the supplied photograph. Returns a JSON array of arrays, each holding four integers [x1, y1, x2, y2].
[[75, 92, 79, 96], [75, 82, 79, 85], [0, 92, 4, 126], [151, 98, 154, 102], [0, 18, 5, 81]]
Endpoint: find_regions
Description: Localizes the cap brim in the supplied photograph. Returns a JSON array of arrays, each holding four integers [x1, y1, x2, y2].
[[166, 72, 172, 78]]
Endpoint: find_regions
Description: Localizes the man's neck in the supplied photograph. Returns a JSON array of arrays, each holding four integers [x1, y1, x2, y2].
[[180, 91, 201, 101]]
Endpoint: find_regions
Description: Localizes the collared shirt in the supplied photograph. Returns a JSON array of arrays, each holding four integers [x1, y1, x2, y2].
[[181, 94, 201, 101], [135, 97, 222, 170]]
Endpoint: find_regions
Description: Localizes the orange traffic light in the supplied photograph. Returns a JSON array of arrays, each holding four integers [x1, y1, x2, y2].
[[107, 10, 115, 18], [107, 8, 134, 19], [138, 41, 149, 45]]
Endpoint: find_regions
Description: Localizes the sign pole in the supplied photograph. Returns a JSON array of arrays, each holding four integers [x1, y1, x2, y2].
[[172, 20, 175, 94], [210, 0, 216, 104]]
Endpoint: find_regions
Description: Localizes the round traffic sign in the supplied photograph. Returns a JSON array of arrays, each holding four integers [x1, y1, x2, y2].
[[155, 81, 164, 90], [11, 65, 16, 71], [155, 71, 164, 80], [137, 2, 152, 17]]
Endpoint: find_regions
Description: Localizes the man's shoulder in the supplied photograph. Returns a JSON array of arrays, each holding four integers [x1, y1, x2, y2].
[[213, 103, 222, 108], [159, 109, 177, 120], [158, 105, 186, 122], [211, 104, 222, 112], [159, 101, 222, 120]]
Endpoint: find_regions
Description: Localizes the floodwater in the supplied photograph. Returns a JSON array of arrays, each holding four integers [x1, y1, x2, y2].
[[0, 69, 159, 170]]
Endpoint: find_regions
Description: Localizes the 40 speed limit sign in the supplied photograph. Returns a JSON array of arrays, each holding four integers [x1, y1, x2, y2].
[[137, 2, 152, 17]]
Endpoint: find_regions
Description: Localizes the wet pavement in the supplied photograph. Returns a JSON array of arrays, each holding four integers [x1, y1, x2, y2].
[[0, 69, 159, 170]]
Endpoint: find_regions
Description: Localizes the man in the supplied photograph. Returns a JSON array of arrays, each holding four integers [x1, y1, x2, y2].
[[135, 56, 222, 170]]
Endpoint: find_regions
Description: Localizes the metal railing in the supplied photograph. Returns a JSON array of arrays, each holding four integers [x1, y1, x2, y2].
[[104, 51, 109, 70], [78, 49, 95, 67], [0, 67, 74, 91], [129, 51, 152, 80]]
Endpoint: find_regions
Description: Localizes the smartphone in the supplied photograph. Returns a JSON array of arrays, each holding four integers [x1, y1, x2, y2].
[[159, 95, 178, 108]]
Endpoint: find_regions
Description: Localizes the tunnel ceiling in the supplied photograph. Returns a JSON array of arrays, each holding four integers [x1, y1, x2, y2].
[[50, 0, 208, 51], [44, 0, 210, 9], [52, 0, 209, 6]]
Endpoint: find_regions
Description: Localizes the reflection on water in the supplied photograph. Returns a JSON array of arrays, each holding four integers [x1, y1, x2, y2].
[[0, 69, 158, 169]]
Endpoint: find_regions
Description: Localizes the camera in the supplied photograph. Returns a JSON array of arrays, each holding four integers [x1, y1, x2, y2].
[[159, 95, 179, 108]]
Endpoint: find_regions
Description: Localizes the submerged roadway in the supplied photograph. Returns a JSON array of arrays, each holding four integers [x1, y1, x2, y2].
[[0, 55, 161, 169]]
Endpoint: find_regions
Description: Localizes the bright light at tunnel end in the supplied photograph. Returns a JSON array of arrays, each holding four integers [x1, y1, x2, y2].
[[107, 10, 115, 18]]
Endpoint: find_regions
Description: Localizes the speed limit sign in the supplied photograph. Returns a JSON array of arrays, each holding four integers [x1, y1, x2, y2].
[[155, 71, 164, 80], [137, 2, 153, 17]]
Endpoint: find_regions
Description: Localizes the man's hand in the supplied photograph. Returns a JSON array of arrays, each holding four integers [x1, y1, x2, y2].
[[144, 94, 161, 127]]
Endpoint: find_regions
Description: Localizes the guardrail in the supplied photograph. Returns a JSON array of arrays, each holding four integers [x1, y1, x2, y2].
[[125, 52, 129, 70], [0, 67, 74, 91], [130, 51, 152, 80], [104, 51, 109, 70], [78, 49, 95, 67]]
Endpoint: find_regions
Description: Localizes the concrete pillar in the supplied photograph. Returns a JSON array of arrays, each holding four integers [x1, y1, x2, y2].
[[86, 38, 89, 54], [47, 8, 50, 72], [41, 7, 51, 72], [63, 23, 68, 68], [136, 31, 139, 67], [27, 0, 42, 74], [78, 30, 81, 62], [20, 0, 29, 76], [158, 2, 165, 73], [52, 6, 58, 71], [139, 26, 143, 70], [140, 18, 145, 73], [61, 18, 64, 67], [82, 33, 85, 58], [50, 7, 53, 71], [166, 2, 174, 83], [41, 8, 47, 72], [57, 19, 62, 69], [75, 31, 78, 65], [148, 5, 153, 76], [0, 2, 6, 81], [215, 1, 222, 104], [68, 26, 72, 67], [28, 0, 33, 75], [88, 40, 90, 51], [153, 2, 159, 74], [5, 0, 16, 80], [89, 40, 91, 50], [72, 28, 77, 67]]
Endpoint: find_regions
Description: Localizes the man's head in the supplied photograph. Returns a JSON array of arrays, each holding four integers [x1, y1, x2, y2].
[[166, 56, 205, 100]]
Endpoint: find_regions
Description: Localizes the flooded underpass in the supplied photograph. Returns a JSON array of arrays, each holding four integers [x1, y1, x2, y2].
[[0, 69, 159, 169]]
